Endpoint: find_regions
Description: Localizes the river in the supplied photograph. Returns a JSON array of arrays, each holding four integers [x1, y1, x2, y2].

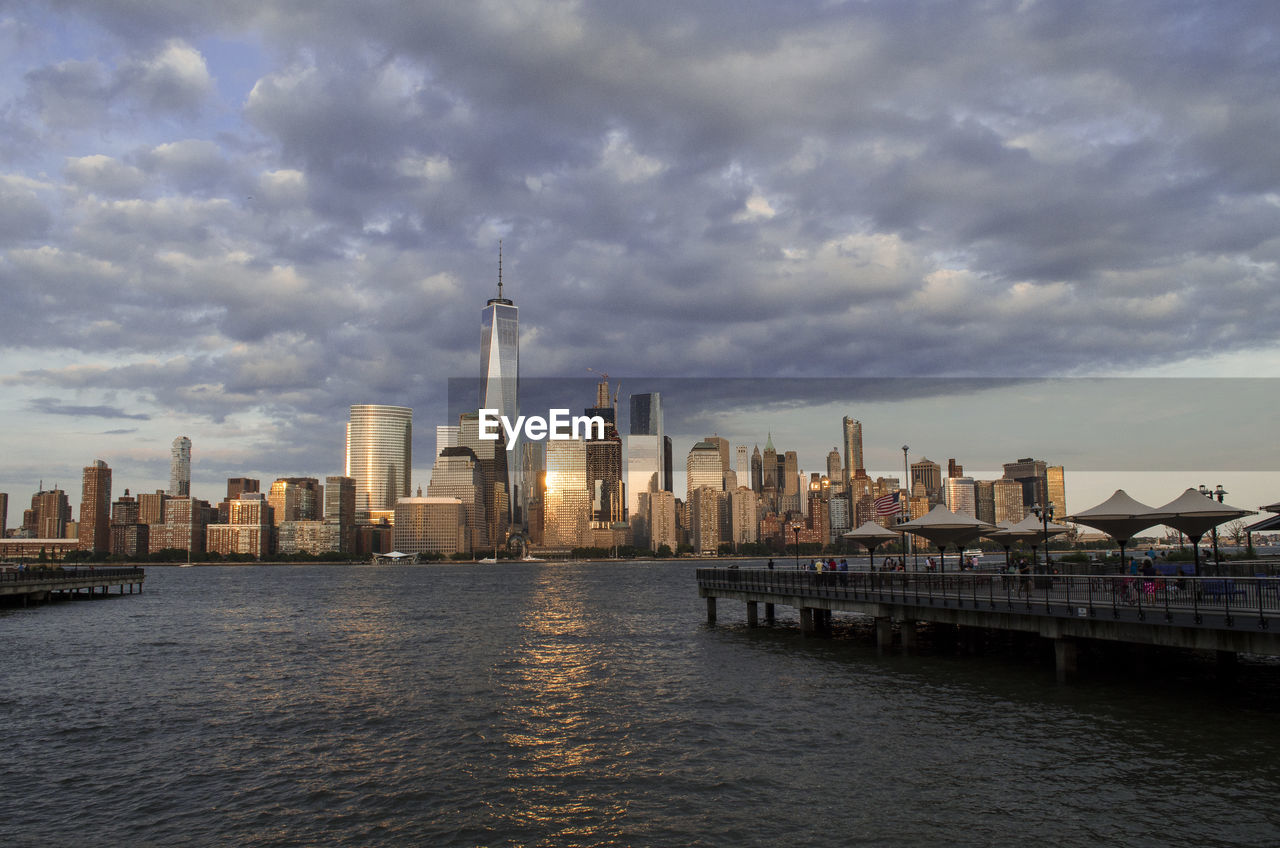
[[3, 560, 1279, 846]]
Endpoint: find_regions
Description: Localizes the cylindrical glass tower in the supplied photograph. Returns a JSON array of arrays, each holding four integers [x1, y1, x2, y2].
[[345, 404, 412, 517]]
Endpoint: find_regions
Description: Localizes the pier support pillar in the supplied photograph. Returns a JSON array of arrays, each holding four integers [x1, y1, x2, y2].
[[900, 620, 918, 653], [875, 617, 893, 653], [764, 603, 775, 624], [799, 607, 815, 637], [1054, 638, 1078, 683], [746, 601, 758, 628], [706, 597, 717, 624]]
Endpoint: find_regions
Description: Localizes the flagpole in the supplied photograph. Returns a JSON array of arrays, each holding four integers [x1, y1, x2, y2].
[[901, 445, 912, 568]]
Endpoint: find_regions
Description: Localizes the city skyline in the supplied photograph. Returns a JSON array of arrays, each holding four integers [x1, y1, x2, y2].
[[2, 3, 1279, 527]]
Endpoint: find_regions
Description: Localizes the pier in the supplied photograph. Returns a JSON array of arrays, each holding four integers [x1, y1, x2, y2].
[[697, 567, 1280, 680], [0, 567, 146, 607]]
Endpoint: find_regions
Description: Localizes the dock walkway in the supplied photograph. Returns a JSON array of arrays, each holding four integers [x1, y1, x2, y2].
[[697, 568, 1280, 678], [0, 567, 146, 606]]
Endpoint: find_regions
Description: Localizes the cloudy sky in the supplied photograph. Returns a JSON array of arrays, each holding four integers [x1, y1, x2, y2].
[[2, 1, 1278, 525]]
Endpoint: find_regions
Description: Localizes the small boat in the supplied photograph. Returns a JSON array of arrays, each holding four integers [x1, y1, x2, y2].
[[962, 548, 984, 559], [478, 557, 498, 564]]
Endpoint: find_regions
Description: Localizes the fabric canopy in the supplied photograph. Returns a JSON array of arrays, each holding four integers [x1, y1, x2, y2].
[[1064, 489, 1170, 544], [1154, 488, 1254, 539], [842, 521, 901, 545], [896, 504, 994, 548]]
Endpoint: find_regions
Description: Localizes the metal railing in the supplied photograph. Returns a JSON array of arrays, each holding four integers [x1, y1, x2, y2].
[[696, 568, 1280, 631], [0, 567, 145, 585]]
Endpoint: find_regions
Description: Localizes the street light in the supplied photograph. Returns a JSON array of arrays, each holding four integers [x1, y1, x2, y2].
[[1029, 501, 1055, 573], [793, 525, 801, 570], [1199, 483, 1228, 572]]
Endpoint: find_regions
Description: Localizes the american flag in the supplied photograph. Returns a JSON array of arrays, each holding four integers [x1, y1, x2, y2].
[[873, 492, 900, 517]]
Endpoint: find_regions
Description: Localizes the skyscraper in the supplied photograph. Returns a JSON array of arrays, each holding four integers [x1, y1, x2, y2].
[[662, 436, 673, 493], [762, 434, 778, 512], [78, 459, 111, 554], [826, 447, 842, 483], [109, 489, 147, 558], [436, 424, 459, 456], [911, 458, 943, 501], [626, 434, 661, 524], [394, 494, 468, 556], [481, 243, 520, 524], [944, 476, 976, 517], [1047, 466, 1067, 517], [704, 435, 730, 475], [0, 492, 7, 538], [346, 404, 412, 517], [29, 487, 71, 539], [1003, 457, 1048, 510], [686, 441, 723, 498], [267, 477, 322, 526], [138, 490, 169, 527], [543, 438, 590, 548], [993, 478, 1026, 523], [427, 447, 489, 552], [736, 445, 748, 488], [585, 379, 624, 524], [629, 392, 664, 491], [227, 478, 259, 500], [458, 411, 509, 545], [750, 446, 762, 493], [689, 486, 723, 554], [842, 417, 864, 482], [170, 436, 191, 497], [324, 475, 356, 552], [782, 450, 800, 513], [646, 490, 677, 552]]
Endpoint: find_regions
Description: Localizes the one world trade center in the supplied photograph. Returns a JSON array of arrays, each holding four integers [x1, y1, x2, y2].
[[481, 243, 521, 527]]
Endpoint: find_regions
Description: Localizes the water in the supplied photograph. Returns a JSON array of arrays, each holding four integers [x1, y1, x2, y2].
[[4, 560, 1280, 847]]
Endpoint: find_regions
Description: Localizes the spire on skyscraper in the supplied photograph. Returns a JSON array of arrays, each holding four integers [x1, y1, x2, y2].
[[489, 240, 512, 306]]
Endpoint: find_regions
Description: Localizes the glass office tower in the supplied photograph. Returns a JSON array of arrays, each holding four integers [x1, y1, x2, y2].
[[481, 245, 520, 526], [345, 404, 412, 517]]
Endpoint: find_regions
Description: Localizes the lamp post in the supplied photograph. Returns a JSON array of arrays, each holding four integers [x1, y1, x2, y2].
[[1199, 483, 1227, 573], [1029, 501, 1055, 573], [792, 525, 801, 570]]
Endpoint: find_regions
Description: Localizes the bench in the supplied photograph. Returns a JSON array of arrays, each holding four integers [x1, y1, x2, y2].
[[1200, 579, 1247, 602]]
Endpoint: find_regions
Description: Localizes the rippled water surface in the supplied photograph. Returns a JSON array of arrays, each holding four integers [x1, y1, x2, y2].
[[4, 561, 1280, 847]]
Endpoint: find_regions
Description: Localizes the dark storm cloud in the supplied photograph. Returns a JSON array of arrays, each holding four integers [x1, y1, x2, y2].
[[3, 0, 1280, 485], [29, 397, 151, 419]]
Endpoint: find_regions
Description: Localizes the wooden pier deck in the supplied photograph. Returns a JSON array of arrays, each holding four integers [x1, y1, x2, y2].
[[697, 568, 1280, 679], [0, 567, 146, 606]]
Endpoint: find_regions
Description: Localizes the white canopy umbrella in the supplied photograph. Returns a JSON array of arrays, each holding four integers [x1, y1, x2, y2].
[[1154, 488, 1255, 576], [895, 505, 994, 572], [842, 521, 901, 571], [1065, 489, 1170, 573], [1009, 512, 1071, 571], [982, 521, 1021, 571]]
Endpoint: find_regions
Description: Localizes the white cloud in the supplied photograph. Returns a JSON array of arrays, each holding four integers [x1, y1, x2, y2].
[[64, 154, 146, 196], [125, 39, 214, 112], [599, 130, 664, 183]]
